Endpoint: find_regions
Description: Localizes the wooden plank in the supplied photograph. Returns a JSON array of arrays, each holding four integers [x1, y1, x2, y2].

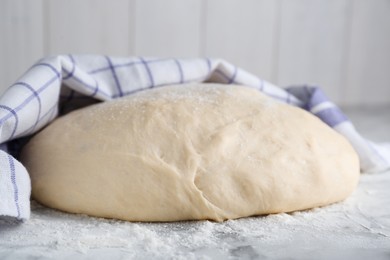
[[204, 0, 278, 82], [134, 0, 202, 57], [276, 0, 350, 104], [344, 0, 390, 106], [0, 0, 44, 94], [46, 0, 133, 55]]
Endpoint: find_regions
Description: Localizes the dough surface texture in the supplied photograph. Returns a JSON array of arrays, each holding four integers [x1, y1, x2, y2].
[[21, 84, 360, 222]]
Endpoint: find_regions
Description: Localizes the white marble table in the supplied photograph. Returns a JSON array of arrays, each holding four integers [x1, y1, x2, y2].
[[1, 106, 389, 260]]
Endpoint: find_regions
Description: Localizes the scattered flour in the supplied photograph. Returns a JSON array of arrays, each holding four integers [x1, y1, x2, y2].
[[1, 173, 390, 259]]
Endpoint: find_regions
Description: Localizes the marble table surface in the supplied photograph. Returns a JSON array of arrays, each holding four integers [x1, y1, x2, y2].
[[1, 105, 389, 260]]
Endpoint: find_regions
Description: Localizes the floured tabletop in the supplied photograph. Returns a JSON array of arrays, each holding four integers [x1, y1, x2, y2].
[[1, 106, 389, 260]]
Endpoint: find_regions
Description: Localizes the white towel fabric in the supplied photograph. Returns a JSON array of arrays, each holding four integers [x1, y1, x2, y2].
[[1, 55, 389, 221]]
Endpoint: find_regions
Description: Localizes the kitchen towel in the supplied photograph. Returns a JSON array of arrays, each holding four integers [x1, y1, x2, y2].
[[1, 55, 389, 221]]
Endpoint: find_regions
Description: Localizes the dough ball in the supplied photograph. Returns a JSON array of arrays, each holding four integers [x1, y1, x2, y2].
[[21, 84, 360, 222]]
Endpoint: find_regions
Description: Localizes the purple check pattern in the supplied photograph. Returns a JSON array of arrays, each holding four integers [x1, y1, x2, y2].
[[0, 55, 389, 221]]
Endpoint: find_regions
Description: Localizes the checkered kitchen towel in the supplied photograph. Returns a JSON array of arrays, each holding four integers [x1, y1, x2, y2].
[[1, 55, 389, 220]]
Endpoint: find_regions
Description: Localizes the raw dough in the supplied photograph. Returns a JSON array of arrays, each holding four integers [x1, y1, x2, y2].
[[21, 84, 360, 222]]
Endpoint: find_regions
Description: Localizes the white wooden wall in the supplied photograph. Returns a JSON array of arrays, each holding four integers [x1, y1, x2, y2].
[[1, 0, 390, 106]]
